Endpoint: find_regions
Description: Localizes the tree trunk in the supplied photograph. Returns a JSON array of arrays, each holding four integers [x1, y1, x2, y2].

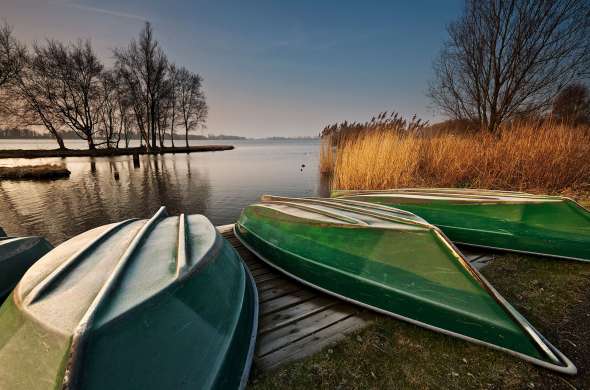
[[185, 128, 189, 148], [88, 137, 96, 150], [55, 134, 67, 150]]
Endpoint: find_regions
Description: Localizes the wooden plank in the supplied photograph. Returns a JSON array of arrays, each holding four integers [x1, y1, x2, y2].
[[257, 304, 357, 357], [216, 224, 234, 234], [256, 278, 297, 292], [254, 272, 281, 284], [251, 267, 274, 277], [246, 262, 268, 271], [259, 283, 303, 302], [261, 289, 316, 314], [260, 296, 337, 334], [257, 315, 370, 371]]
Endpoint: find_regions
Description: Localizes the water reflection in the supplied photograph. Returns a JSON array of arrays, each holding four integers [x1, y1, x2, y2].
[[0, 140, 324, 244]]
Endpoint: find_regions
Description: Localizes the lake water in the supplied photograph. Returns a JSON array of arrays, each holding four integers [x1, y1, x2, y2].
[[0, 139, 328, 244]]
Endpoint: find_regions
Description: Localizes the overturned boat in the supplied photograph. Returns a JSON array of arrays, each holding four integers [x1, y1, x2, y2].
[[235, 196, 576, 374], [0, 226, 5, 236], [331, 188, 590, 262], [0, 233, 53, 302], [0, 207, 258, 390]]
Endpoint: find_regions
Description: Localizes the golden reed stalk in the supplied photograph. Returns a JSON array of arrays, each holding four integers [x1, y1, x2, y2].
[[321, 122, 590, 193]]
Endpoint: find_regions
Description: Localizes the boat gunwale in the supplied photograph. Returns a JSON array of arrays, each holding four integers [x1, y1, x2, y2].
[[260, 195, 431, 228], [233, 221, 577, 375], [333, 187, 546, 198], [331, 188, 568, 204], [453, 241, 590, 263], [236, 248, 259, 390], [256, 200, 369, 226]]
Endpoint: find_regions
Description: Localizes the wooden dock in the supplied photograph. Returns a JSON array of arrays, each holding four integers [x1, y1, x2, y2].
[[217, 225, 371, 371], [217, 224, 495, 372]]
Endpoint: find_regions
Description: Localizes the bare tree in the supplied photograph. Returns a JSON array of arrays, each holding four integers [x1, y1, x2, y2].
[[429, 0, 590, 132], [552, 82, 590, 125], [114, 22, 168, 150], [0, 22, 25, 89], [165, 63, 179, 147], [0, 22, 26, 119], [31, 39, 103, 149], [98, 70, 119, 148], [9, 48, 67, 149], [177, 67, 207, 147], [113, 71, 135, 148]]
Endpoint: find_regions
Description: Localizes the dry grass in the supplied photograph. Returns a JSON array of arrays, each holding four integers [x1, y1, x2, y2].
[[324, 122, 590, 193], [319, 135, 336, 175]]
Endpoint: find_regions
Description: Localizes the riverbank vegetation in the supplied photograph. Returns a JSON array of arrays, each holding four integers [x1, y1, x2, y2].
[[319, 0, 589, 195], [0, 164, 70, 180], [0, 21, 207, 152], [320, 118, 590, 194]]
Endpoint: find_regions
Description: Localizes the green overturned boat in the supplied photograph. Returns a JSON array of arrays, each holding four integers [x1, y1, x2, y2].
[[332, 188, 590, 262], [0, 233, 53, 302], [0, 207, 258, 390], [0, 226, 6, 237], [235, 196, 576, 374]]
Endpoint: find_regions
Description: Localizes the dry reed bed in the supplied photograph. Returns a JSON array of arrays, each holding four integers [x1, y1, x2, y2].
[[324, 123, 590, 193]]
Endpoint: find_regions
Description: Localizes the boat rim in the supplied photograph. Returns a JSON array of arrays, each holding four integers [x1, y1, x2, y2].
[[236, 248, 259, 390], [233, 223, 577, 375], [453, 241, 590, 263]]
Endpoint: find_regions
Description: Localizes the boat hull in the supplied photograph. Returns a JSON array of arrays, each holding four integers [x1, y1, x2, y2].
[[332, 189, 590, 261], [0, 236, 53, 302], [0, 209, 258, 390], [235, 197, 575, 374]]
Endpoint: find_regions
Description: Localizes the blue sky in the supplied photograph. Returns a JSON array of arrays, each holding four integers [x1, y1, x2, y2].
[[3, 0, 463, 137]]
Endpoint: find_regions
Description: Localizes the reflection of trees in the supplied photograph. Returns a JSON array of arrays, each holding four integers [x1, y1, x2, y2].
[[0, 154, 211, 244]]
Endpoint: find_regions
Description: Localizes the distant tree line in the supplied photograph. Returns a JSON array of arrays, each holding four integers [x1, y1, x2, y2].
[[0, 128, 247, 141], [0, 22, 207, 150]]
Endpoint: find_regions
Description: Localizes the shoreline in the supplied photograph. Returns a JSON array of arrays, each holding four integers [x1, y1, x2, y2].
[[0, 145, 234, 159]]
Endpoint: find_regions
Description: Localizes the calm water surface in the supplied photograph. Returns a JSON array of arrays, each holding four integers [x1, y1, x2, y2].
[[0, 139, 327, 244]]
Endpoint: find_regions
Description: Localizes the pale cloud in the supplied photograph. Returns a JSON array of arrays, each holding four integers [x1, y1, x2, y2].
[[52, 1, 148, 22]]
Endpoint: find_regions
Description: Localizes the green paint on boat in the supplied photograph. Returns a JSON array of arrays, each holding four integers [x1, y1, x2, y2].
[[0, 235, 53, 302], [235, 195, 575, 374], [331, 188, 590, 262], [0, 227, 6, 237], [0, 207, 258, 390]]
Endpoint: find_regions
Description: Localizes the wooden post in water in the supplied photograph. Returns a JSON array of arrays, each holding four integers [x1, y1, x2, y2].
[[132, 153, 140, 168]]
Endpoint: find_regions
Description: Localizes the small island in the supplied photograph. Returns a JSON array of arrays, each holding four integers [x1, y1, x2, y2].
[[0, 164, 70, 180], [0, 145, 233, 159]]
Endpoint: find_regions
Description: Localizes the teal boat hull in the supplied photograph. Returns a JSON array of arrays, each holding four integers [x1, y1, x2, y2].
[[236, 196, 575, 374], [0, 236, 53, 302], [0, 207, 258, 390], [332, 188, 590, 262]]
